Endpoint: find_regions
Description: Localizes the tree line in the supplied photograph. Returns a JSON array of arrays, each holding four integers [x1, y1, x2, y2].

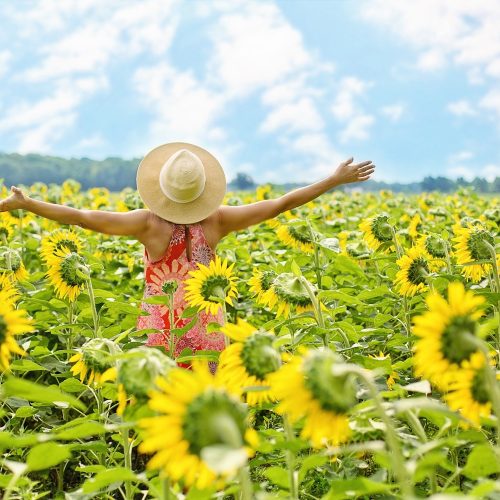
[[1, 152, 498, 193]]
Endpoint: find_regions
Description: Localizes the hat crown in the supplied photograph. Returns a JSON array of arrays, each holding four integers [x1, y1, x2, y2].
[[159, 149, 206, 204]]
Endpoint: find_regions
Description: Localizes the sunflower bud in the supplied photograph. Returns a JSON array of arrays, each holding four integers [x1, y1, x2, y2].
[[240, 333, 281, 380], [118, 347, 175, 400], [162, 280, 178, 295], [424, 235, 448, 258]]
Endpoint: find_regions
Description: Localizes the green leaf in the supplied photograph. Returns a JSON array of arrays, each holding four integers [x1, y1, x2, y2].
[[1, 377, 86, 411], [171, 316, 198, 337], [182, 306, 200, 318], [298, 453, 327, 483], [59, 377, 87, 393], [324, 477, 393, 499], [290, 260, 302, 277], [9, 359, 48, 373], [264, 465, 289, 489], [27, 442, 71, 471], [55, 421, 106, 440], [462, 443, 500, 479], [82, 467, 138, 493], [14, 406, 37, 418]]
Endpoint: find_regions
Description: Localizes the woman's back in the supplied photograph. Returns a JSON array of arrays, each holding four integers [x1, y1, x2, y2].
[[137, 222, 225, 368]]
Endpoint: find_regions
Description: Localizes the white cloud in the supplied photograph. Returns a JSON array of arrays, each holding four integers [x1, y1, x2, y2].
[[206, 2, 311, 98], [1, 0, 179, 151], [449, 150, 474, 163], [0, 50, 12, 78], [133, 63, 225, 151], [339, 114, 375, 143], [480, 89, 500, 120], [446, 164, 500, 181], [260, 97, 323, 133], [381, 104, 404, 122], [447, 100, 476, 116]]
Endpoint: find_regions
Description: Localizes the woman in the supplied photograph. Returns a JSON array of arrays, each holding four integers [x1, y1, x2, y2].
[[0, 142, 374, 366]]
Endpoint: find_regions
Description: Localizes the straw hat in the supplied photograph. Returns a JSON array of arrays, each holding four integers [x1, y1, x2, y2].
[[136, 142, 226, 224]]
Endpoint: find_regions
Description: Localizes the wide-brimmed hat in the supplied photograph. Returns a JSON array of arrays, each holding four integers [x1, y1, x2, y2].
[[136, 142, 226, 224]]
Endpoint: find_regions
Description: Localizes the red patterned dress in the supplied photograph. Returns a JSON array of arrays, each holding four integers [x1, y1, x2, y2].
[[137, 223, 225, 370]]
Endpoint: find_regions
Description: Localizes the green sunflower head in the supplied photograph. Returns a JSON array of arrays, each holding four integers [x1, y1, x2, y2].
[[370, 214, 393, 243], [80, 338, 121, 374], [60, 252, 88, 287], [303, 349, 357, 414], [272, 273, 313, 308], [466, 228, 494, 261], [424, 235, 448, 258], [241, 332, 281, 380], [118, 347, 176, 400]]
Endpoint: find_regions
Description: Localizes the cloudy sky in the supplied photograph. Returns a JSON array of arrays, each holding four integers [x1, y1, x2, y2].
[[1, 0, 500, 183]]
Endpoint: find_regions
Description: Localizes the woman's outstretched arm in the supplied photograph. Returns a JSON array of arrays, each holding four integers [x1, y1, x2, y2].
[[0, 186, 151, 237], [217, 157, 375, 236]]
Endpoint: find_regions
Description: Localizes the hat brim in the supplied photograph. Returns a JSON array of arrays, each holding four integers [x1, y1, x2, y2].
[[136, 142, 226, 224]]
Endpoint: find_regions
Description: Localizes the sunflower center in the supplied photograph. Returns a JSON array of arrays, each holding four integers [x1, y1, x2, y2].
[[407, 258, 430, 285], [425, 235, 447, 258], [467, 230, 494, 261], [81, 339, 116, 373], [288, 224, 313, 244], [60, 253, 87, 287], [371, 216, 393, 243], [241, 333, 281, 380], [441, 316, 478, 364], [201, 275, 230, 302], [303, 351, 357, 414], [162, 280, 178, 295], [273, 273, 313, 307], [0, 315, 7, 343], [183, 390, 247, 456], [260, 271, 276, 291], [55, 240, 79, 253], [471, 367, 490, 405]]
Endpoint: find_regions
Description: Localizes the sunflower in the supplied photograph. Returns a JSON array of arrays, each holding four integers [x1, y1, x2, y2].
[[277, 220, 315, 253], [269, 348, 356, 448], [218, 319, 281, 405], [69, 338, 120, 386], [413, 282, 485, 390], [394, 246, 439, 297], [420, 234, 449, 259], [45, 247, 87, 302], [0, 274, 18, 301], [0, 290, 34, 371], [138, 361, 258, 490], [40, 229, 83, 262], [0, 247, 29, 282], [267, 272, 315, 318], [256, 184, 272, 201], [444, 352, 493, 427], [248, 269, 277, 309], [359, 214, 393, 252], [184, 256, 238, 315], [116, 346, 176, 416], [453, 225, 497, 282], [408, 213, 422, 239], [0, 212, 15, 241]]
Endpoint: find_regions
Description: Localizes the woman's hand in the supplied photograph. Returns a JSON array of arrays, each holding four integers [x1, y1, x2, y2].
[[332, 158, 375, 185], [0, 186, 28, 212]]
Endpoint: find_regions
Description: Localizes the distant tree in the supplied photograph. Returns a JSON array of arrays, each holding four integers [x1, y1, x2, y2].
[[231, 172, 256, 190]]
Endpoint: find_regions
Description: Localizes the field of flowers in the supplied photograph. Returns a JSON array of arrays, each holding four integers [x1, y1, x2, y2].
[[0, 180, 499, 499]]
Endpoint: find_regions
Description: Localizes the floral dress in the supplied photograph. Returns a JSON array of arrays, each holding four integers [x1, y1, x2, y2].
[[137, 223, 225, 370]]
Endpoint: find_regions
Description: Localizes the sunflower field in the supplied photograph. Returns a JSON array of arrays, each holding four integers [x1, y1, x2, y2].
[[0, 180, 499, 499]]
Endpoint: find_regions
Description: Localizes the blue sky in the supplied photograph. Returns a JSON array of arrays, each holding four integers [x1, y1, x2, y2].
[[1, 0, 499, 184]]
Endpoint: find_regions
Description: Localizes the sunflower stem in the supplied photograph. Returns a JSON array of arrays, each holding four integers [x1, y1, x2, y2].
[[306, 219, 322, 289], [161, 477, 172, 500], [443, 243, 453, 275], [238, 465, 253, 500], [283, 415, 298, 500], [483, 241, 500, 365], [167, 292, 176, 360], [222, 301, 230, 349], [353, 367, 414, 498], [1, 234, 12, 270], [66, 301, 74, 361], [121, 428, 133, 500], [85, 275, 100, 338]]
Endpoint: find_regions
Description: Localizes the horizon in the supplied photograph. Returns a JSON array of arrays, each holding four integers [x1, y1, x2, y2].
[[1, 1, 500, 184]]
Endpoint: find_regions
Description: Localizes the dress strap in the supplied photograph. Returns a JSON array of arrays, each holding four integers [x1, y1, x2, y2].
[[184, 224, 192, 262]]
